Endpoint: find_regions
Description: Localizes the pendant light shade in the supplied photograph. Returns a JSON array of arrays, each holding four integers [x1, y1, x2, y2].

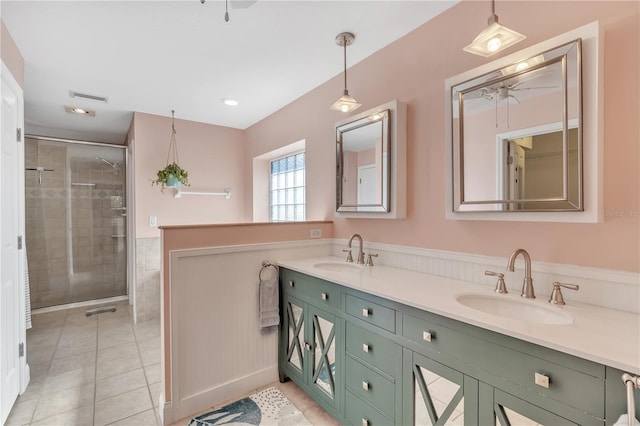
[[330, 32, 361, 113], [464, 0, 525, 57]]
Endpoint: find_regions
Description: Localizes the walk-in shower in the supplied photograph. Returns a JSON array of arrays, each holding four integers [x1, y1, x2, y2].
[[25, 136, 128, 309]]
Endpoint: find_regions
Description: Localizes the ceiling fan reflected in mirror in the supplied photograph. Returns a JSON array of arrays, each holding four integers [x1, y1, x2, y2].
[[479, 80, 558, 104], [200, 0, 258, 22]]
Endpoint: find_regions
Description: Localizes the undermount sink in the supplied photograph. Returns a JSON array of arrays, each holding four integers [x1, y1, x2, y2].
[[455, 293, 574, 325], [312, 262, 364, 273]]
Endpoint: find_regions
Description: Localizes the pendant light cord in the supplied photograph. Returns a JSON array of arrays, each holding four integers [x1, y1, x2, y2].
[[342, 35, 348, 92], [166, 110, 180, 166]]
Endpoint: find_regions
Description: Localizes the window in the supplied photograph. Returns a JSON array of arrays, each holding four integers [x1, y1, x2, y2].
[[270, 152, 305, 222]]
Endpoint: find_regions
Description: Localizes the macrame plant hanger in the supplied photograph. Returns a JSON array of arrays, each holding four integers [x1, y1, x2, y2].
[[166, 110, 180, 167]]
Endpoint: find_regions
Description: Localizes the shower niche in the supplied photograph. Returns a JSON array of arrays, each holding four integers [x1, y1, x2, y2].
[[25, 137, 127, 309]]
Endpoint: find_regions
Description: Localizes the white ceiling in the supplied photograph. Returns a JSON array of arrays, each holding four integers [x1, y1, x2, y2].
[[2, 0, 458, 145]]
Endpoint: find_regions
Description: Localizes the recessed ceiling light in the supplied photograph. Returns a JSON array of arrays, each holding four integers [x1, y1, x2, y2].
[[65, 105, 96, 116], [221, 98, 239, 106]]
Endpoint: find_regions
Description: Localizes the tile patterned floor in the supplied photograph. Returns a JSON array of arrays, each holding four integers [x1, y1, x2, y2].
[[5, 302, 162, 426], [7, 302, 336, 426]]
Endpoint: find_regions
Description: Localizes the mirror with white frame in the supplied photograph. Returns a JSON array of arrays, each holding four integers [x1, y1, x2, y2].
[[451, 39, 582, 212], [335, 100, 407, 218]]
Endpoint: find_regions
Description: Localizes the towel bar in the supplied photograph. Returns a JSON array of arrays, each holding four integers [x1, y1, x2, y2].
[[623, 373, 640, 426], [259, 260, 279, 281]]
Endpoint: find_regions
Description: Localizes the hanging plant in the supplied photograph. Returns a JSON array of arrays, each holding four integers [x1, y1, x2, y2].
[[152, 162, 189, 191], [152, 110, 190, 192]]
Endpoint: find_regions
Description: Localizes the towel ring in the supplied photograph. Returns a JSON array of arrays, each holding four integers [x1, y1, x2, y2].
[[259, 260, 279, 281]]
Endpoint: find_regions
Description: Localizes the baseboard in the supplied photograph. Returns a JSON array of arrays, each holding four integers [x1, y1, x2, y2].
[[159, 393, 172, 426], [173, 366, 279, 422]]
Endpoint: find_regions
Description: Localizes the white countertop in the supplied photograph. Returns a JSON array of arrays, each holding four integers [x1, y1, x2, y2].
[[279, 256, 640, 374]]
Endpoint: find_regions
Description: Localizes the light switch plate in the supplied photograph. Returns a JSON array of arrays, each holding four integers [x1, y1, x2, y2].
[[149, 216, 157, 227]]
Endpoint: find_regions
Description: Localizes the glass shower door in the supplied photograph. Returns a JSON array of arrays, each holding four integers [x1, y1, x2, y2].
[[25, 137, 127, 309]]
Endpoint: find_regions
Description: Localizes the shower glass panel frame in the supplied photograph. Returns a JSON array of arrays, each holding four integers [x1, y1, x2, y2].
[[25, 136, 128, 309]]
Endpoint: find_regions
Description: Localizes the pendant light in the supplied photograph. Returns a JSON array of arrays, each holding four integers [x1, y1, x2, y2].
[[464, 0, 526, 57], [330, 32, 361, 113]]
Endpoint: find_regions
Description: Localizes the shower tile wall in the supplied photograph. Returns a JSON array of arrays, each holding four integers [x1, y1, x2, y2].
[[135, 238, 161, 322], [25, 138, 127, 309]]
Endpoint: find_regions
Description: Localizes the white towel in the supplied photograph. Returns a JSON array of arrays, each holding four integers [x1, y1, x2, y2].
[[614, 414, 640, 426], [259, 276, 280, 328], [24, 242, 32, 330]]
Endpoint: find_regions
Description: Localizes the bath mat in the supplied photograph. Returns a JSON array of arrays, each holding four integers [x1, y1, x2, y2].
[[188, 387, 312, 426]]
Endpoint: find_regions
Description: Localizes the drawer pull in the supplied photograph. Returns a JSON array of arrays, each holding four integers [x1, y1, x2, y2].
[[423, 331, 433, 342], [362, 418, 369, 426], [362, 381, 370, 391], [362, 308, 371, 317], [535, 372, 550, 388], [321, 292, 328, 301], [288, 280, 294, 287], [362, 343, 370, 353]]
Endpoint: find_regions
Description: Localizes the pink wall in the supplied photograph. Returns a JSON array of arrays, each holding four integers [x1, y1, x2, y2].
[[244, 1, 640, 272], [1, 20, 24, 87], [133, 112, 248, 238]]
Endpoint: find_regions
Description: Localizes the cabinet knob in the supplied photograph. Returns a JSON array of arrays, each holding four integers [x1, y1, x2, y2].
[[534, 372, 550, 388], [362, 381, 370, 391], [362, 343, 370, 353], [362, 308, 371, 317], [288, 280, 294, 287], [423, 331, 433, 342], [321, 292, 328, 301], [362, 418, 369, 426]]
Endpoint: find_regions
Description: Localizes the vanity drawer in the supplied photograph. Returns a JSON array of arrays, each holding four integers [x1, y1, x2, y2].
[[281, 269, 340, 309], [345, 294, 396, 333], [346, 322, 399, 377], [345, 390, 394, 426], [484, 345, 605, 418], [402, 313, 452, 354], [345, 356, 395, 418]]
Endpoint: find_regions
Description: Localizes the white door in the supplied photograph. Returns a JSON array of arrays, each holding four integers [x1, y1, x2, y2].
[[357, 164, 376, 210], [1, 70, 22, 424]]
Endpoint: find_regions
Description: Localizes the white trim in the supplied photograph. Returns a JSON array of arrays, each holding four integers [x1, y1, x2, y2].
[[1, 60, 28, 405], [127, 138, 136, 322], [170, 238, 333, 259]]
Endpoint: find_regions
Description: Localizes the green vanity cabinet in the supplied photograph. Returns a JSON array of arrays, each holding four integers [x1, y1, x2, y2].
[[279, 269, 344, 417], [278, 267, 631, 426], [403, 348, 479, 425]]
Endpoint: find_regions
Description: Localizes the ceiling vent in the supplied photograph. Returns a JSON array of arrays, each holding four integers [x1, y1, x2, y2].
[[69, 90, 108, 103]]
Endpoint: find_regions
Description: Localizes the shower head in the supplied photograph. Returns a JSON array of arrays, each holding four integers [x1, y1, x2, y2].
[[96, 157, 119, 168]]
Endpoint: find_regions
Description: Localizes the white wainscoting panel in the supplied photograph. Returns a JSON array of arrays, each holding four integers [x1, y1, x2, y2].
[[332, 240, 640, 314], [168, 239, 332, 421]]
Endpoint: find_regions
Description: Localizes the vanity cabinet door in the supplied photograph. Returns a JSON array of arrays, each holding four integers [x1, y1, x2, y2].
[[479, 383, 583, 426], [403, 349, 478, 426], [281, 294, 306, 383], [307, 305, 342, 409]]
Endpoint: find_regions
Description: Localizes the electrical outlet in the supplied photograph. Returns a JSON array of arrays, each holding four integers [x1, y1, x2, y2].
[[309, 229, 322, 239], [149, 216, 157, 227]]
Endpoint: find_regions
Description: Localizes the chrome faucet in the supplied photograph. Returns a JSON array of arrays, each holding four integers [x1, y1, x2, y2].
[[347, 234, 365, 264], [506, 248, 535, 298]]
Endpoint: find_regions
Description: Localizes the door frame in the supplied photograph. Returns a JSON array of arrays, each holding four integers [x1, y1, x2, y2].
[[1, 60, 29, 422]]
